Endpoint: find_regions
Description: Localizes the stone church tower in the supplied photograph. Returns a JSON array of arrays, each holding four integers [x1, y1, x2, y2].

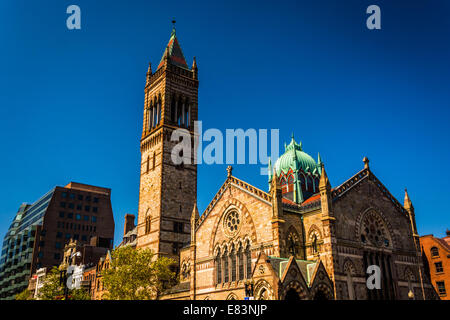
[[136, 25, 199, 261]]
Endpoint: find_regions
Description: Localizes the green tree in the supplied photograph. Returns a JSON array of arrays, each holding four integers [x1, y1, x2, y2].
[[69, 288, 91, 300], [38, 266, 64, 300], [15, 289, 34, 300], [102, 246, 176, 300]]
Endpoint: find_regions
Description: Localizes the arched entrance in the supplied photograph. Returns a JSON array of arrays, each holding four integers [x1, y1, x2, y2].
[[313, 289, 329, 300], [284, 288, 301, 301]]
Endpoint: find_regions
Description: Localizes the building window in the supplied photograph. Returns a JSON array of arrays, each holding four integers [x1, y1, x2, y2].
[[55, 242, 62, 249], [56, 232, 62, 238], [431, 247, 439, 257], [68, 212, 73, 219], [84, 215, 89, 221], [81, 235, 87, 241], [86, 196, 91, 202], [223, 248, 229, 283], [92, 216, 97, 223], [59, 212, 65, 218], [435, 262, 444, 273], [76, 204, 82, 211], [73, 234, 79, 240], [145, 216, 151, 234], [216, 250, 222, 284], [173, 222, 183, 233], [54, 253, 61, 260], [78, 195, 83, 201], [60, 202, 66, 208], [93, 197, 99, 203], [61, 192, 67, 198], [245, 244, 252, 279], [238, 247, 244, 281], [76, 214, 81, 220], [172, 242, 183, 255], [436, 281, 446, 295], [85, 206, 90, 212], [65, 233, 71, 239], [231, 247, 237, 282], [68, 203, 74, 209], [93, 207, 98, 213]]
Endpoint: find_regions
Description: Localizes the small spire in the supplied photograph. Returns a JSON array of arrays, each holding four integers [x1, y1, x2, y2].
[[363, 156, 370, 169], [317, 152, 322, 165], [192, 56, 197, 70], [319, 163, 330, 190], [291, 132, 295, 141], [147, 62, 152, 75], [191, 203, 199, 222], [404, 188, 413, 211]]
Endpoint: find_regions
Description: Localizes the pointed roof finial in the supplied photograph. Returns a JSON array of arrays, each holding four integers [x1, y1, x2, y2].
[[191, 203, 199, 222], [227, 165, 233, 178], [291, 132, 295, 141], [319, 162, 330, 190], [404, 188, 413, 211], [363, 156, 369, 169], [171, 19, 176, 35]]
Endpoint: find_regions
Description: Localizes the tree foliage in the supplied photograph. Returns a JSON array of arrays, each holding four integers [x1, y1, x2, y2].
[[102, 246, 176, 300], [38, 266, 64, 300], [15, 289, 34, 300]]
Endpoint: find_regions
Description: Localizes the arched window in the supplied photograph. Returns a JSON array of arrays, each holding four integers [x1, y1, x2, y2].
[[223, 248, 229, 283], [157, 98, 161, 125], [431, 247, 439, 257], [184, 101, 190, 128], [245, 244, 252, 279], [312, 234, 318, 254], [145, 216, 151, 234], [280, 177, 287, 186], [238, 246, 244, 281], [287, 174, 294, 185], [215, 249, 222, 284], [170, 96, 176, 123], [231, 245, 236, 282], [152, 98, 158, 127], [149, 102, 153, 129], [177, 96, 183, 126], [299, 173, 306, 190], [287, 231, 300, 257], [306, 176, 313, 191]]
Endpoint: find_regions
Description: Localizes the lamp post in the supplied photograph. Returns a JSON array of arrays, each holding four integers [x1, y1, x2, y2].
[[408, 289, 414, 300]]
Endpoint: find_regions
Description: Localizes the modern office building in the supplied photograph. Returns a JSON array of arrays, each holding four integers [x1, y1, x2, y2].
[[0, 182, 114, 300]]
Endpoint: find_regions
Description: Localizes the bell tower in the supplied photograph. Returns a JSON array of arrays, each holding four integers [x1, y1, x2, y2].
[[136, 24, 199, 261]]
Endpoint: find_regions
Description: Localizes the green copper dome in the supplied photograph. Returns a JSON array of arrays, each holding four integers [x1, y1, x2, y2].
[[273, 134, 321, 177]]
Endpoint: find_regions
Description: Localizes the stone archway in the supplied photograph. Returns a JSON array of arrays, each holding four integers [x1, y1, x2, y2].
[[311, 283, 334, 300], [284, 288, 301, 301], [254, 280, 274, 300], [281, 280, 308, 300]]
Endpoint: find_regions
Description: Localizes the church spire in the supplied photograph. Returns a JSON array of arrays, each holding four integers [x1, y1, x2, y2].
[[157, 22, 189, 70], [404, 188, 414, 213]]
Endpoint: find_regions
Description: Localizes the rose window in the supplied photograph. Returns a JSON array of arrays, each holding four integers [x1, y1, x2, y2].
[[360, 212, 390, 247], [224, 210, 241, 236]]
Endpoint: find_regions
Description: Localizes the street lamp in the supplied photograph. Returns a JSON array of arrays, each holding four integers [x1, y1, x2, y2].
[[408, 289, 414, 300]]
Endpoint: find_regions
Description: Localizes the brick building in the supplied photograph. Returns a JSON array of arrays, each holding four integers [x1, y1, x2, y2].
[[137, 27, 439, 300], [420, 231, 450, 299], [0, 182, 114, 299]]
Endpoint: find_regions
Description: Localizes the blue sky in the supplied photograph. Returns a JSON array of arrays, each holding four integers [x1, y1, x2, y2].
[[0, 0, 449, 246]]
